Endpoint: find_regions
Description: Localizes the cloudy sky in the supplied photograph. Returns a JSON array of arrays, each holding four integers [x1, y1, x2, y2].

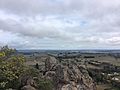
[[0, 0, 120, 49]]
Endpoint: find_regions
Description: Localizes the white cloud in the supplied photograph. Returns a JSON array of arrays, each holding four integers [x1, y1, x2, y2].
[[0, 0, 120, 49]]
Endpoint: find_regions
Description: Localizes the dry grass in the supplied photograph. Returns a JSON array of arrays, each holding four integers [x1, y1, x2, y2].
[[97, 84, 119, 90], [97, 84, 110, 90]]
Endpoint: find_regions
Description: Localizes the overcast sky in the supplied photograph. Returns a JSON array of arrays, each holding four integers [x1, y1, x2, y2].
[[0, 0, 120, 49]]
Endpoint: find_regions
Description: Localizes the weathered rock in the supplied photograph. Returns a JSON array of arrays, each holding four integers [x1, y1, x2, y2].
[[21, 85, 36, 90], [45, 71, 56, 80], [43, 56, 96, 90], [45, 57, 51, 71], [20, 76, 37, 90], [45, 56, 58, 72]]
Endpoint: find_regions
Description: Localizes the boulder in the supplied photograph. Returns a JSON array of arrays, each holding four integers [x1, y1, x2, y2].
[[20, 76, 37, 90], [45, 56, 58, 71], [21, 85, 36, 90]]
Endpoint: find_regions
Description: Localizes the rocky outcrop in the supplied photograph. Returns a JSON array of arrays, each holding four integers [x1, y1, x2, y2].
[[44, 56, 96, 90], [20, 76, 37, 90], [45, 56, 58, 72]]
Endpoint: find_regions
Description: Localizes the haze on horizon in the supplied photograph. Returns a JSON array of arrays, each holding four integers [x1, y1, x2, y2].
[[0, 0, 120, 49]]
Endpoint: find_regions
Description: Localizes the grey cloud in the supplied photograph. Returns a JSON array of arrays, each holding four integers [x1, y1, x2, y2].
[[0, 18, 73, 41], [0, 0, 120, 49], [0, 0, 120, 17]]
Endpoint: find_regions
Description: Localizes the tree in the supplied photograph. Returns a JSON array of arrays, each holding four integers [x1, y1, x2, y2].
[[0, 46, 53, 90], [0, 46, 25, 89]]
